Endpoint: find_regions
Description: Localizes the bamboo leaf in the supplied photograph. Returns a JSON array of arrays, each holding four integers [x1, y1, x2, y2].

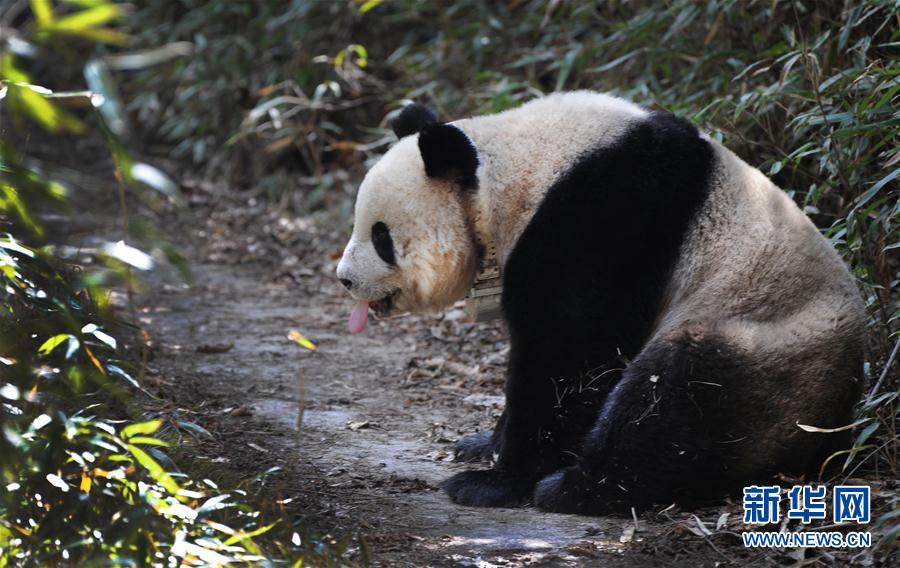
[[127, 444, 182, 497], [222, 522, 278, 547], [50, 4, 122, 31], [38, 334, 73, 356], [358, 0, 384, 14], [126, 436, 169, 447], [797, 418, 870, 433], [121, 419, 162, 439], [30, 0, 54, 27]]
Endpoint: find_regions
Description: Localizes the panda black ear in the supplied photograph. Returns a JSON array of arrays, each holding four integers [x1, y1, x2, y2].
[[418, 123, 479, 190], [392, 103, 437, 139]]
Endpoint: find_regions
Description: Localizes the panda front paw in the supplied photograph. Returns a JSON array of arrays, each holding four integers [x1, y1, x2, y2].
[[443, 470, 533, 508], [453, 432, 496, 463]]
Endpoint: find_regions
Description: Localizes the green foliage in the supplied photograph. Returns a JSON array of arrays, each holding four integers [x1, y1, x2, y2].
[[1, 1, 355, 565], [0, 240, 351, 565]]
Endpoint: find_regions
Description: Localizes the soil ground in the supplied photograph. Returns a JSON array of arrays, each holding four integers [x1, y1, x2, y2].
[[144, 260, 651, 566], [131, 188, 890, 567]]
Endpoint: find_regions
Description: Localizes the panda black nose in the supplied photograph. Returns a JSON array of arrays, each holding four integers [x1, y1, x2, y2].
[[339, 278, 353, 290]]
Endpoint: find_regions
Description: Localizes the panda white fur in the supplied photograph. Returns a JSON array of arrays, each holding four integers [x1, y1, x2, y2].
[[336, 91, 865, 514]]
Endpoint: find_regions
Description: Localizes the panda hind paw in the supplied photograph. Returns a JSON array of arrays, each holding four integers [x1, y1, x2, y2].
[[533, 466, 596, 514]]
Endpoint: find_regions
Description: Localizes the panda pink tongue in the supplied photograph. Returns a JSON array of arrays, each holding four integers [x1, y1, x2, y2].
[[348, 301, 369, 334]]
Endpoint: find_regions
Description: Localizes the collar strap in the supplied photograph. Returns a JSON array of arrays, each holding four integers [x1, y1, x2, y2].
[[465, 201, 503, 321]]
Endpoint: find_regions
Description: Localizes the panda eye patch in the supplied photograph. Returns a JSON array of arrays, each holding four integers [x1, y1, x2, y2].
[[371, 222, 396, 265]]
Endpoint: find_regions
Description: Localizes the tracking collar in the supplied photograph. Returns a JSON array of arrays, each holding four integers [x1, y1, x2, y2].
[[465, 201, 503, 321]]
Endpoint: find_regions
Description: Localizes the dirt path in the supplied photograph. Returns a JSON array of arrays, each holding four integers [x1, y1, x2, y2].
[[141, 256, 682, 566], [127, 186, 809, 566]]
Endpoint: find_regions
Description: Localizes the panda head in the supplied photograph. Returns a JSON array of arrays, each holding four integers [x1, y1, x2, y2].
[[336, 103, 481, 333]]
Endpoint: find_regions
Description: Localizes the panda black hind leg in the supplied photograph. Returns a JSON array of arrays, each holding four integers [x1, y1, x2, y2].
[[533, 322, 746, 514], [533, 321, 858, 515]]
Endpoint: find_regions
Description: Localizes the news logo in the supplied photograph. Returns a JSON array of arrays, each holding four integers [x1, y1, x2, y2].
[[742, 485, 781, 524], [741, 484, 872, 548], [833, 486, 871, 524], [787, 485, 827, 524]]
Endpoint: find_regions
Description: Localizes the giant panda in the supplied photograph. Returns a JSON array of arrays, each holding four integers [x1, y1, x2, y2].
[[335, 91, 866, 514]]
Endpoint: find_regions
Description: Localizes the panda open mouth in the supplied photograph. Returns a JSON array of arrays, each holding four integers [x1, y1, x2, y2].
[[348, 290, 399, 334]]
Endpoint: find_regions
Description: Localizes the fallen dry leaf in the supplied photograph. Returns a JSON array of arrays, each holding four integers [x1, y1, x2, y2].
[[288, 329, 317, 351], [228, 405, 254, 417], [347, 420, 378, 431]]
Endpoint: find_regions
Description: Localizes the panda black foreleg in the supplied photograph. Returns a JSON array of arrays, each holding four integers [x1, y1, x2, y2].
[[444, 410, 564, 507], [444, 341, 609, 507], [534, 324, 744, 515], [444, 369, 559, 506]]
